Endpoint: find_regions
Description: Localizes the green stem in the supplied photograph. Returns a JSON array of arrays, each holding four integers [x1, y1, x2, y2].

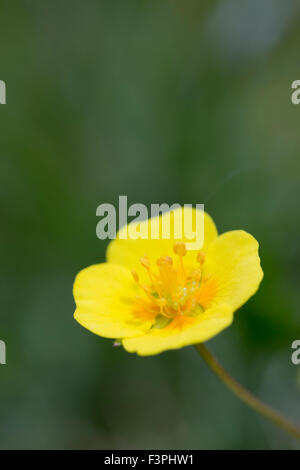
[[195, 343, 300, 441]]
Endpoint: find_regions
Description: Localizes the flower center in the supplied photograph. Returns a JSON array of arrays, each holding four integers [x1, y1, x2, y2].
[[131, 243, 215, 324]]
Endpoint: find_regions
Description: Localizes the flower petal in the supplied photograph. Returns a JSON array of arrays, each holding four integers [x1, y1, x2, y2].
[[107, 207, 218, 282], [74, 263, 152, 338], [122, 304, 233, 356], [203, 230, 263, 311]]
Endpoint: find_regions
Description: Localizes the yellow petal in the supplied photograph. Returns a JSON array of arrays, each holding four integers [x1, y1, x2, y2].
[[73, 263, 152, 338], [107, 207, 218, 282], [122, 304, 233, 356], [203, 230, 263, 311]]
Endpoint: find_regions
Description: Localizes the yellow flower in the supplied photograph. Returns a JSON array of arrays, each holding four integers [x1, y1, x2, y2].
[[73, 207, 263, 356]]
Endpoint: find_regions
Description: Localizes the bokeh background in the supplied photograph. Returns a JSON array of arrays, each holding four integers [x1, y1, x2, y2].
[[1, 0, 300, 450]]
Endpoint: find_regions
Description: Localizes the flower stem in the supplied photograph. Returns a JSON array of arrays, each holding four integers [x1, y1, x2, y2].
[[195, 343, 300, 441]]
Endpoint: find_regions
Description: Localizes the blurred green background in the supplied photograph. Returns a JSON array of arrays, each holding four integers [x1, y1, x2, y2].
[[1, 0, 300, 450]]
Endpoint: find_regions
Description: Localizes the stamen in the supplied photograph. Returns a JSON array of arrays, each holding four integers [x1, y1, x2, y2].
[[131, 270, 139, 283], [156, 298, 167, 316], [133, 247, 215, 323], [139, 283, 160, 303], [193, 268, 202, 281], [156, 256, 173, 267], [197, 252, 205, 265], [140, 255, 151, 269], [173, 242, 186, 281], [140, 254, 159, 286], [173, 242, 187, 257], [141, 284, 152, 294]]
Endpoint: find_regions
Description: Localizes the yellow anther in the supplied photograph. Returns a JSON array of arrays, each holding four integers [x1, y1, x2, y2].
[[157, 256, 173, 267], [193, 268, 202, 280], [140, 254, 151, 269], [197, 251, 205, 265], [173, 242, 187, 257], [142, 284, 152, 294], [133, 246, 214, 321], [131, 270, 139, 283]]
